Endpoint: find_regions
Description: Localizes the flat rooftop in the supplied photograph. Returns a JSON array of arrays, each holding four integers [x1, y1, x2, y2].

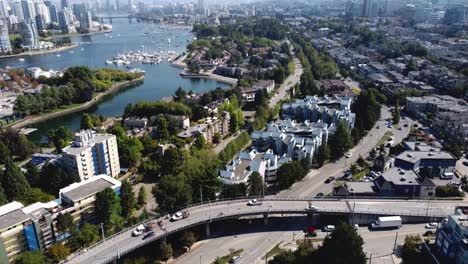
[[381, 167, 420, 186], [61, 177, 116, 203], [0, 209, 28, 231], [396, 150, 455, 164]]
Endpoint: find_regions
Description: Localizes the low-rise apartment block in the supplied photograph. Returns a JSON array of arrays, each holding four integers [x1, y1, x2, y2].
[[62, 130, 120, 181], [177, 111, 230, 144]]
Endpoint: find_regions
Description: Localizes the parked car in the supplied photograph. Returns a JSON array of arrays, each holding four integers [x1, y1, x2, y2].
[[423, 230, 435, 237], [425, 222, 438, 229], [315, 192, 324, 198], [229, 256, 240, 263], [324, 176, 335, 183], [305, 205, 318, 211], [304, 226, 317, 237], [343, 171, 353, 180], [345, 152, 352, 158], [142, 231, 155, 240], [323, 225, 335, 232], [354, 224, 359, 230], [247, 199, 262, 206]]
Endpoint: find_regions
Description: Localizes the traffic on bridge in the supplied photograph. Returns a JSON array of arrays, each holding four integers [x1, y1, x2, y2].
[[63, 197, 466, 264]]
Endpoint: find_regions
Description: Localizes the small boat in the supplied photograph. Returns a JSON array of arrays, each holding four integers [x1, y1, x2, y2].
[[81, 48, 84, 51], [105, 60, 113, 64], [69, 51, 74, 53], [56, 54, 61, 57], [18, 58, 25, 62]]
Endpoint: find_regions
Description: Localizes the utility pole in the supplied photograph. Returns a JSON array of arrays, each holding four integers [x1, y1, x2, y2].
[[200, 185, 203, 203], [393, 232, 399, 254], [100, 222, 105, 242], [369, 253, 372, 264]]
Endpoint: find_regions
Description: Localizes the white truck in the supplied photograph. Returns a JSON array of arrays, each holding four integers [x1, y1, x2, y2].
[[371, 216, 402, 230]]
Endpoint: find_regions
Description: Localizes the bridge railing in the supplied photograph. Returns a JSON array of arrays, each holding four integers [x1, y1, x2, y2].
[[63, 196, 458, 263]]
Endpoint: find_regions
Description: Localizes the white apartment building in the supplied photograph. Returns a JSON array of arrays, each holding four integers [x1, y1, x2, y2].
[[62, 130, 120, 181]]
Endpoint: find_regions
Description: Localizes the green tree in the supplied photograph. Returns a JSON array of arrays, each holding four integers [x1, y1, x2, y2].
[[316, 143, 331, 167], [80, 113, 94, 129], [179, 231, 197, 251], [401, 235, 422, 264], [329, 121, 353, 160], [39, 163, 80, 196], [0, 185, 7, 206], [247, 172, 264, 196], [48, 126, 73, 153], [20, 188, 55, 205], [153, 175, 192, 213], [213, 132, 221, 144], [159, 241, 173, 263], [393, 99, 400, 124], [56, 212, 74, 236], [174, 86, 186, 101], [24, 161, 40, 187], [47, 244, 70, 263], [193, 135, 207, 150], [221, 183, 246, 198], [0, 141, 11, 163], [1, 157, 31, 200], [95, 187, 122, 230], [14, 251, 50, 264], [316, 222, 366, 264], [137, 186, 146, 207], [120, 180, 136, 219], [68, 223, 99, 250]]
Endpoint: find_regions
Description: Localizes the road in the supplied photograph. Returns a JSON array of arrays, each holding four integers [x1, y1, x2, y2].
[[64, 198, 464, 264], [269, 52, 303, 108], [174, 219, 429, 264], [281, 106, 412, 197]]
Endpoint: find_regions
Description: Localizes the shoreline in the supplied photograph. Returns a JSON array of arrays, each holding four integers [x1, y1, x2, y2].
[[43, 29, 113, 41], [0, 43, 79, 59], [8, 75, 145, 130], [180, 70, 238, 86]]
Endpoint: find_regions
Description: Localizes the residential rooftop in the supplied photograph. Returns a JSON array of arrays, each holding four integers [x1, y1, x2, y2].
[[60, 175, 121, 203], [396, 150, 455, 164]]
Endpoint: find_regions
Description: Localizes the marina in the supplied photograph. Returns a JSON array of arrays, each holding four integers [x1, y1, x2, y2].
[[0, 19, 230, 143], [106, 50, 178, 66]]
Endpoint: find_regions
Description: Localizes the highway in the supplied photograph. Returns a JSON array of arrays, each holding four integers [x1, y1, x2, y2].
[[64, 198, 465, 264]]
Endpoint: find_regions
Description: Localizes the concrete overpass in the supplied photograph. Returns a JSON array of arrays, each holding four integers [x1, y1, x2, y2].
[[62, 197, 466, 264]]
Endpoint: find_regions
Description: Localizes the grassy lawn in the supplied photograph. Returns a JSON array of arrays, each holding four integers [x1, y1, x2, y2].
[[377, 131, 394, 146], [212, 249, 244, 264], [352, 167, 370, 181], [351, 86, 361, 95], [41, 103, 82, 115], [296, 238, 324, 246]]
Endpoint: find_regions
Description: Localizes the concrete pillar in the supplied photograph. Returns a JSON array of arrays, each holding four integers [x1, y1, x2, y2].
[[205, 222, 211, 237], [307, 213, 318, 226], [263, 213, 269, 225]]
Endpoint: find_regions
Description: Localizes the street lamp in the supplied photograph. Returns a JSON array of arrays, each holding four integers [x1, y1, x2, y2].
[[100, 222, 105, 242]]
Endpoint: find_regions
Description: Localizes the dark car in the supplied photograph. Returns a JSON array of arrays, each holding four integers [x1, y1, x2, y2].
[[324, 176, 335, 183], [423, 230, 435, 237], [315, 192, 324, 198], [142, 231, 155, 240]]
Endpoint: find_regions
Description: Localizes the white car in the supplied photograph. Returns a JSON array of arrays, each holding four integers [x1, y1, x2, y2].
[[323, 225, 335, 232], [354, 224, 359, 230], [425, 222, 438, 229], [132, 224, 145, 237], [247, 199, 262, 206], [345, 152, 352, 158], [171, 212, 184, 221], [305, 205, 318, 211]]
